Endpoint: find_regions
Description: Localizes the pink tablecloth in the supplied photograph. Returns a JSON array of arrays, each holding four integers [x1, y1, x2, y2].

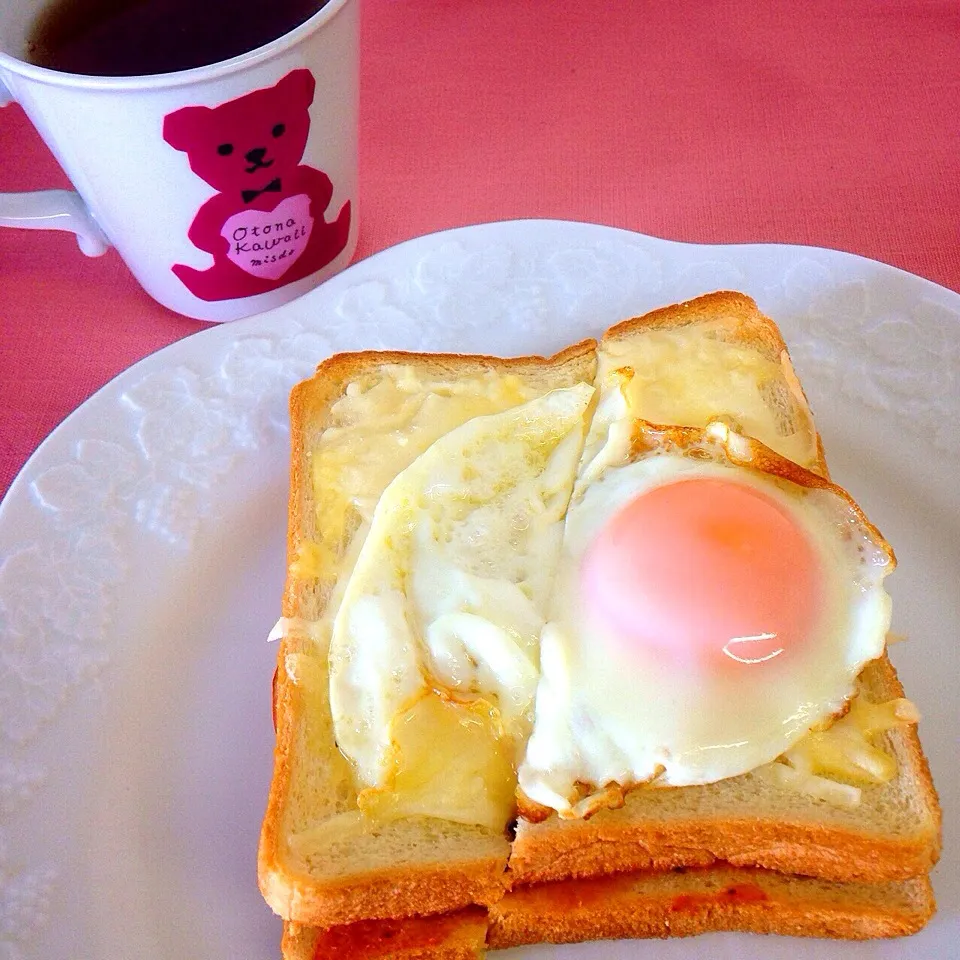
[[2, 0, 958, 499]]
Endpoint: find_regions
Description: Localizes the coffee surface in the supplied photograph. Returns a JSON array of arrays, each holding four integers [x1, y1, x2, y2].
[[27, 0, 328, 76]]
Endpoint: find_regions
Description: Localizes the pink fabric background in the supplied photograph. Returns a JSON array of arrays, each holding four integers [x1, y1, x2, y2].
[[2, 0, 958, 499]]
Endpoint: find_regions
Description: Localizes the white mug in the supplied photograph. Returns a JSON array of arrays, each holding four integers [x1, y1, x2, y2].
[[0, 0, 358, 321]]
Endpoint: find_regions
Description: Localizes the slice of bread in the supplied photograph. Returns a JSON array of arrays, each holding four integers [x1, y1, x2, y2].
[[281, 864, 936, 958], [489, 865, 936, 946], [595, 290, 825, 476], [509, 655, 941, 885], [259, 343, 598, 926], [259, 291, 940, 933], [508, 293, 940, 886]]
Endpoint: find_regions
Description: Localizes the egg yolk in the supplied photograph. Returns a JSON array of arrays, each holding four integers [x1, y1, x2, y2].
[[580, 477, 823, 667]]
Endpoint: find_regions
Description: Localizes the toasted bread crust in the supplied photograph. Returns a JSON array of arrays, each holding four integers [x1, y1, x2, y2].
[[262, 850, 509, 929], [605, 291, 791, 357]]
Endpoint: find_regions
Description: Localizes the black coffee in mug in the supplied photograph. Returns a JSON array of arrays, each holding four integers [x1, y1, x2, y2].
[[26, 0, 329, 76]]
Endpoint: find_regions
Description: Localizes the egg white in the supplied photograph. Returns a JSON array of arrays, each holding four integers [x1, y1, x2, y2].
[[517, 448, 894, 816], [328, 384, 594, 790]]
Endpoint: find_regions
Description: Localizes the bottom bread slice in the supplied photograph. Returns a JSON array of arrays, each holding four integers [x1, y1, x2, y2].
[[283, 865, 936, 958], [488, 865, 935, 947]]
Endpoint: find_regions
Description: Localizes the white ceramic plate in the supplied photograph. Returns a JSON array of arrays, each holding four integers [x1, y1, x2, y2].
[[0, 220, 956, 960]]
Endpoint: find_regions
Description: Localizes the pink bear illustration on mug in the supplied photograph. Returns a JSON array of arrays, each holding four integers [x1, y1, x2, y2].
[[163, 69, 350, 302]]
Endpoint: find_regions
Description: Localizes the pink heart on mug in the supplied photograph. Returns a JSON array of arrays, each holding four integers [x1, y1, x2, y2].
[[221, 194, 313, 280]]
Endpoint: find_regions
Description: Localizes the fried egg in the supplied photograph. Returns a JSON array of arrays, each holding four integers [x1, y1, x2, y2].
[[327, 384, 593, 826], [517, 423, 895, 817]]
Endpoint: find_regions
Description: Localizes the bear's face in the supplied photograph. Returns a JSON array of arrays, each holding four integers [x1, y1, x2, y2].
[[164, 69, 316, 196]]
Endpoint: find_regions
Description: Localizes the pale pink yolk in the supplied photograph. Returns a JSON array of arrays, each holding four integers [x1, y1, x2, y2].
[[580, 477, 823, 667]]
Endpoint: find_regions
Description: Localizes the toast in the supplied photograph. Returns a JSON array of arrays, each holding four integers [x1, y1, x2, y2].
[[489, 865, 936, 946], [510, 655, 941, 885], [508, 293, 940, 884], [282, 865, 936, 959], [594, 291, 825, 476], [259, 343, 598, 926], [259, 291, 940, 937]]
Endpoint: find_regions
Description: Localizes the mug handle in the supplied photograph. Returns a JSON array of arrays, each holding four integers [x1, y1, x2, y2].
[[0, 78, 110, 257]]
